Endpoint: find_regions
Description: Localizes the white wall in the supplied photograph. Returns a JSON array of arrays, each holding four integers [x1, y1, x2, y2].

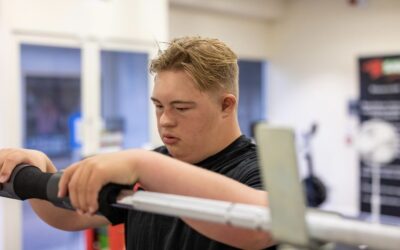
[[7, 0, 168, 42], [0, 2, 22, 249], [169, 6, 274, 60], [268, 0, 400, 215], [0, 1, 167, 249]]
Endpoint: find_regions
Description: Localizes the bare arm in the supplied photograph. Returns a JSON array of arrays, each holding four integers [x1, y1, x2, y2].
[[0, 149, 109, 231], [1, 148, 274, 247], [58, 149, 275, 249], [30, 199, 109, 231], [136, 151, 273, 249]]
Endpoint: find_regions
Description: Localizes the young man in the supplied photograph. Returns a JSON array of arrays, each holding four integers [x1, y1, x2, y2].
[[0, 36, 275, 249]]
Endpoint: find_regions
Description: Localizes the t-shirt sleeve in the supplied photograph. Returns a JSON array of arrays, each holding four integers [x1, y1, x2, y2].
[[235, 158, 265, 190]]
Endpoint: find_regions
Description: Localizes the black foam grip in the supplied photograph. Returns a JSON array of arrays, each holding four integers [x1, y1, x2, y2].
[[14, 166, 52, 200], [98, 183, 133, 216], [10, 165, 133, 215]]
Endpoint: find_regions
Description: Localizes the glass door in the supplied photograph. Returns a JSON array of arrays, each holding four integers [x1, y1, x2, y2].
[[19, 43, 154, 250], [100, 50, 150, 152], [21, 44, 84, 250]]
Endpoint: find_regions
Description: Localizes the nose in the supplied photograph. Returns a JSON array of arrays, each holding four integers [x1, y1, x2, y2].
[[159, 109, 177, 127]]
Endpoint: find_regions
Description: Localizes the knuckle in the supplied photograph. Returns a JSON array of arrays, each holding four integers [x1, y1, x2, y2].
[[68, 181, 76, 192], [0, 148, 8, 155], [63, 167, 73, 175], [86, 186, 96, 195], [0, 148, 11, 153], [0, 169, 10, 176], [77, 185, 85, 193], [4, 155, 17, 165], [84, 158, 100, 169]]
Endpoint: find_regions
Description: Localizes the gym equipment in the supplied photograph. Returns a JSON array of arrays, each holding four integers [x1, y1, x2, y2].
[[1, 164, 400, 250], [301, 123, 327, 208], [1, 125, 400, 249], [357, 119, 400, 223]]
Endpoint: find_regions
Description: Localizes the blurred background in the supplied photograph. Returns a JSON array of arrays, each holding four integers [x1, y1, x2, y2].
[[0, 0, 399, 249]]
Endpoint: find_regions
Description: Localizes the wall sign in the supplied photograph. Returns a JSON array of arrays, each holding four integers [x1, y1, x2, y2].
[[359, 55, 400, 217]]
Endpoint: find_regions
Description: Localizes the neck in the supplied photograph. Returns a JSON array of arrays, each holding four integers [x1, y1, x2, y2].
[[190, 118, 242, 164], [217, 121, 242, 149]]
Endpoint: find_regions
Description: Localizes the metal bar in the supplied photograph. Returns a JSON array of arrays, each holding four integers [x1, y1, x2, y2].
[[307, 210, 400, 250], [116, 191, 400, 250], [115, 190, 271, 231]]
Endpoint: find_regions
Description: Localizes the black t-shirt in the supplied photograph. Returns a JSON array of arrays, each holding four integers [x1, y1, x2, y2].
[[105, 135, 275, 250]]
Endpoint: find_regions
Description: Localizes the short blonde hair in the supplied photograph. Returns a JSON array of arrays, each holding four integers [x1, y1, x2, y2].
[[150, 36, 239, 97]]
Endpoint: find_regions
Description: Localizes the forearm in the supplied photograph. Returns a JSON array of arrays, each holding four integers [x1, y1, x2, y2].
[[30, 159, 109, 231], [184, 219, 275, 249], [30, 199, 110, 231], [133, 150, 274, 248], [135, 150, 267, 205]]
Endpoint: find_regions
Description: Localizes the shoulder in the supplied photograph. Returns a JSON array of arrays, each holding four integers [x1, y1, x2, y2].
[[225, 137, 264, 189], [235, 158, 264, 190], [231, 136, 258, 165]]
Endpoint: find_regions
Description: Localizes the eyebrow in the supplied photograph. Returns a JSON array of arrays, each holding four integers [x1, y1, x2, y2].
[[150, 97, 196, 106]]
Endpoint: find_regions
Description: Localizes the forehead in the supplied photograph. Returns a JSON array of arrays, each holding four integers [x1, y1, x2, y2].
[[152, 70, 205, 101]]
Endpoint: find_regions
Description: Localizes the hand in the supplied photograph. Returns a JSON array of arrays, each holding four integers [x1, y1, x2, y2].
[[57, 150, 140, 215], [0, 148, 56, 183]]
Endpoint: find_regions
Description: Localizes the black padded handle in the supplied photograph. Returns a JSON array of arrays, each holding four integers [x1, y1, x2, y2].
[[14, 165, 52, 200], [0, 164, 44, 200], [0, 164, 133, 215]]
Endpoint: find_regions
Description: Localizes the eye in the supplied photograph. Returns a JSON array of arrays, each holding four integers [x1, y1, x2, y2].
[[176, 107, 190, 112], [155, 104, 163, 110]]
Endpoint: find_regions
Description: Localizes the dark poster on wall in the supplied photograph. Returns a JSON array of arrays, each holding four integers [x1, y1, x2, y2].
[[359, 55, 400, 217]]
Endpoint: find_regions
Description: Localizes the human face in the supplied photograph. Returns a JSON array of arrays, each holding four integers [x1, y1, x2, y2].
[[151, 70, 223, 163]]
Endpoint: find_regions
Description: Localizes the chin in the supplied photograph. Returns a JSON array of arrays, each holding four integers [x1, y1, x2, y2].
[[165, 146, 180, 157], [167, 150, 189, 162]]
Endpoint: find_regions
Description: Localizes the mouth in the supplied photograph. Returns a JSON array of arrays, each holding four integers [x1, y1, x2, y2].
[[162, 135, 179, 145]]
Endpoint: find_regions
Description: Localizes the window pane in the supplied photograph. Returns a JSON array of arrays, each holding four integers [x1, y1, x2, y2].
[[21, 44, 84, 250], [101, 51, 149, 151]]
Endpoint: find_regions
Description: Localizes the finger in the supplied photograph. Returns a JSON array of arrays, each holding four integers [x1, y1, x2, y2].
[[0, 149, 48, 183], [67, 165, 85, 213], [0, 150, 24, 183], [0, 148, 10, 165], [0, 149, 5, 177], [86, 173, 103, 214], [58, 163, 79, 198], [76, 163, 94, 213]]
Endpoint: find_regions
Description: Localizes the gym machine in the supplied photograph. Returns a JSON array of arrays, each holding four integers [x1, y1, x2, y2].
[[0, 125, 399, 250]]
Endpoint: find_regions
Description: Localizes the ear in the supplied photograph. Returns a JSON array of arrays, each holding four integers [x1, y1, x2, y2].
[[221, 94, 237, 117]]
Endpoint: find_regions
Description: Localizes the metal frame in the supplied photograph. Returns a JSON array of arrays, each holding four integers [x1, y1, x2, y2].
[[116, 190, 400, 250]]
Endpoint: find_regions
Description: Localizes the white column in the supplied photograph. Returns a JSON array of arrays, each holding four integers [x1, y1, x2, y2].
[[81, 41, 101, 157], [0, 2, 23, 248]]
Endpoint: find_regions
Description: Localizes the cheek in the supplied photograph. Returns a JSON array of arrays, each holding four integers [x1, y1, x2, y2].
[[185, 112, 219, 135], [155, 114, 161, 127]]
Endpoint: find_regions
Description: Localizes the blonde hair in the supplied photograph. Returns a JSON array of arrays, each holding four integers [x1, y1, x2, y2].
[[150, 36, 239, 97]]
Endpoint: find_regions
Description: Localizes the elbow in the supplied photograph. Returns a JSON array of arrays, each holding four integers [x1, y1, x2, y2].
[[41, 218, 84, 232], [237, 232, 276, 250], [51, 223, 83, 232]]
